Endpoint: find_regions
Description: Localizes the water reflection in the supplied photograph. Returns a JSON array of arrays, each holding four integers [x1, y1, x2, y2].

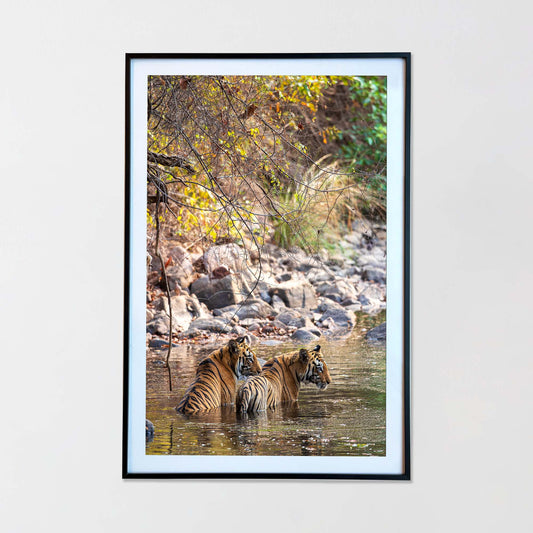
[[146, 312, 386, 456]]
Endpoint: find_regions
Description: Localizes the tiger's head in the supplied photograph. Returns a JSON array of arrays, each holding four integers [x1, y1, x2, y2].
[[227, 335, 261, 378], [293, 345, 331, 390]]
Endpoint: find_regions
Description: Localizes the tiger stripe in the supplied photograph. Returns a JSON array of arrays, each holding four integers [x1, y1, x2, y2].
[[236, 345, 331, 413], [176, 335, 261, 414]]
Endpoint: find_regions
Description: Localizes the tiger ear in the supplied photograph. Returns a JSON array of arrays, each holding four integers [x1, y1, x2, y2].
[[235, 335, 251, 346], [228, 339, 238, 354], [299, 348, 309, 363], [313, 345, 321, 352]]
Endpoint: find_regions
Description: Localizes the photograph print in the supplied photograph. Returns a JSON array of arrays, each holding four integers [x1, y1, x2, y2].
[[124, 54, 410, 478]]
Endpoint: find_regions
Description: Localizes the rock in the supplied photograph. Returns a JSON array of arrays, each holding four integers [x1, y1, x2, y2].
[[306, 325, 322, 337], [259, 290, 272, 304], [146, 419, 155, 439], [359, 283, 385, 301], [344, 303, 363, 312], [344, 266, 361, 277], [320, 317, 338, 330], [340, 297, 359, 307], [315, 279, 358, 303], [235, 299, 275, 320], [146, 314, 170, 335], [362, 266, 386, 284], [180, 328, 203, 338], [365, 322, 386, 344], [276, 309, 308, 329], [278, 247, 308, 271], [306, 267, 335, 285], [344, 232, 362, 247], [164, 263, 195, 290], [190, 274, 251, 310], [271, 294, 286, 312], [152, 294, 208, 331], [186, 317, 232, 333], [232, 325, 249, 336], [269, 279, 318, 309], [150, 247, 195, 290], [318, 304, 356, 330], [291, 328, 320, 342], [212, 304, 239, 316], [146, 308, 154, 322], [149, 338, 178, 349], [203, 244, 247, 275]]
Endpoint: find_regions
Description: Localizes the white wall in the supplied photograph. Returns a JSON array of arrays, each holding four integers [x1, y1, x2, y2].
[[1, 1, 532, 531]]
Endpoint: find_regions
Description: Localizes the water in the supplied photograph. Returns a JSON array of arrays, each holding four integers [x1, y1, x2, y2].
[[146, 312, 386, 456]]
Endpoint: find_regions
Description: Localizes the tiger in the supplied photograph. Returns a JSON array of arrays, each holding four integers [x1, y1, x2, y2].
[[236, 345, 331, 413], [176, 335, 261, 414]]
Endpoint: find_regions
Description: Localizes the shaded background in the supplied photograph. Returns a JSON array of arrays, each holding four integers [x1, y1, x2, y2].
[[1, 1, 532, 531]]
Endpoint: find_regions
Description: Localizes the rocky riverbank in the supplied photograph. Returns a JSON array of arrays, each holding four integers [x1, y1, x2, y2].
[[146, 220, 386, 347]]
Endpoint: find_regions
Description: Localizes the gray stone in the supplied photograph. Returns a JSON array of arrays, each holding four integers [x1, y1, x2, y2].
[[203, 243, 247, 275], [315, 279, 358, 303], [344, 232, 362, 246], [213, 304, 239, 316], [271, 294, 286, 312], [306, 267, 335, 285], [365, 322, 386, 344], [232, 325, 249, 336], [276, 309, 304, 328], [362, 266, 386, 284], [359, 283, 385, 300], [152, 294, 208, 331], [291, 328, 320, 342], [344, 303, 363, 312], [321, 317, 338, 330], [235, 299, 275, 320], [146, 419, 155, 439], [187, 317, 231, 333], [190, 274, 251, 310], [146, 315, 170, 335], [259, 290, 272, 304], [269, 279, 318, 309], [149, 338, 178, 348], [318, 306, 356, 330]]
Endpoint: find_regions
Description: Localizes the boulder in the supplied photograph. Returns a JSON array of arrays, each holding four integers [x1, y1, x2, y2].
[[269, 279, 318, 309], [306, 267, 335, 285], [276, 309, 311, 329], [146, 313, 170, 335], [361, 266, 386, 284], [186, 317, 232, 333], [146, 419, 155, 439], [291, 328, 320, 342], [271, 294, 287, 312], [235, 299, 275, 320], [315, 279, 358, 303], [190, 274, 251, 310], [152, 294, 208, 331], [365, 322, 386, 344], [232, 325, 249, 336], [203, 243, 247, 275], [149, 338, 178, 349], [150, 247, 195, 290], [318, 302, 356, 330]]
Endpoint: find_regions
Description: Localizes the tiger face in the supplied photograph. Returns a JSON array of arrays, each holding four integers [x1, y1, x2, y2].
[[296, 345, 331, 390], [228, 335, 261, 378]]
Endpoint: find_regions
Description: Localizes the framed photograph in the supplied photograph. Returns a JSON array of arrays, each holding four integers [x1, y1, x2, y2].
[[124, 53, 411, 479]]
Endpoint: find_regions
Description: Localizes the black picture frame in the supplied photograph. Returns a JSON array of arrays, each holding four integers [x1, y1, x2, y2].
[[124, 53, 411, 480]]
